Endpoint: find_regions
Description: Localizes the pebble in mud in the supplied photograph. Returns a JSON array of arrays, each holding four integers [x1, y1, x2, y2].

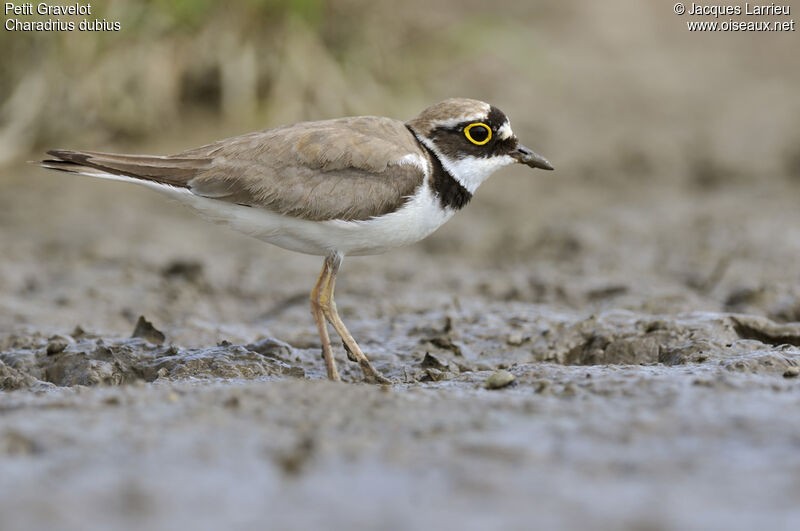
[[507, 332, 525, 346], [485, 370, 515, 390]]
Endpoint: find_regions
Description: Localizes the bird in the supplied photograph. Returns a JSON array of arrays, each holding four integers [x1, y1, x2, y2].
[[39, 98, 553, 383]]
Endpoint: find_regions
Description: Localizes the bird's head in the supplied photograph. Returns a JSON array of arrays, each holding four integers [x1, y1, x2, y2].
[[407, 98, 553, 193]]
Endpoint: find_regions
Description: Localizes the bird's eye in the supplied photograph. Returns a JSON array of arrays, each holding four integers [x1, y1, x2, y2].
[[464, 123, 492, 145]]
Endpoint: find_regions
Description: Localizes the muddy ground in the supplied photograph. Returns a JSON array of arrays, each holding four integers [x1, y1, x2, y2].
[[2, 153, 800, 529], [2, 2, 800, 526]]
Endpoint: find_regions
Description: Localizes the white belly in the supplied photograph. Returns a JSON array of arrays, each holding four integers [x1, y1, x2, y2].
[[166, 182, 455, 257]]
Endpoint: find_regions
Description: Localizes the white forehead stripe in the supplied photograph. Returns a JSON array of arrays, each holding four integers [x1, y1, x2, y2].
[[497, 121, 513, 140], [433, 114, 489, 129]]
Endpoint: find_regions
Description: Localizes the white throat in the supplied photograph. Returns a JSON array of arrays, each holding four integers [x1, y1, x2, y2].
[[418, 136, 514, 194]]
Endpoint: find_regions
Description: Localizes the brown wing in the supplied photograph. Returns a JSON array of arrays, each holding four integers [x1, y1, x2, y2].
[[184, 116, 427, 221], [42, 116, 428, 222]]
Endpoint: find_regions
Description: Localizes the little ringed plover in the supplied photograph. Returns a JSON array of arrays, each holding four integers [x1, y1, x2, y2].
[[40, 98, 553, 383]]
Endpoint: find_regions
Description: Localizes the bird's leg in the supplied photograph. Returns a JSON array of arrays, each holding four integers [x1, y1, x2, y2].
[[310, 259, 340, 381], [320, 254, 390, 384]]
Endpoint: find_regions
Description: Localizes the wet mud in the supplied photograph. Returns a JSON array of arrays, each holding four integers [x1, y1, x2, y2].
[[3, 0, 800, 525], [2, 155, 800, 529]]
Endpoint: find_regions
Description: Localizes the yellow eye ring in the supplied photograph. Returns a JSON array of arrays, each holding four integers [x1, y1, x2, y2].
[[464, 122, 492, 145]]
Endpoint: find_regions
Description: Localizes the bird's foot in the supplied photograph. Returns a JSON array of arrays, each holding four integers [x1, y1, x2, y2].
[[359, 359, 391, 385], [343, 341, 390, 384]]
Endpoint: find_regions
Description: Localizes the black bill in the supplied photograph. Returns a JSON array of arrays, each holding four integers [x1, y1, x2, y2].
[[511, 144, 554, 170]]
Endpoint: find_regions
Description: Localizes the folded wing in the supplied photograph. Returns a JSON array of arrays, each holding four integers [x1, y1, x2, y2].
[[42, 116, 428, 222]]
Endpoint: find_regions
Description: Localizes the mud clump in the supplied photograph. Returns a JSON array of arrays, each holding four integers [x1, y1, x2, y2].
[[245, 337, 293, 359], [0, 333, 305, 391], [730, 315, 800, 347], [0, 359, 46, 391], [565, 333, 667, 365], [0, 430, 40, 456], [131, 316, 166, 345], [534, 311, 800, 375]]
